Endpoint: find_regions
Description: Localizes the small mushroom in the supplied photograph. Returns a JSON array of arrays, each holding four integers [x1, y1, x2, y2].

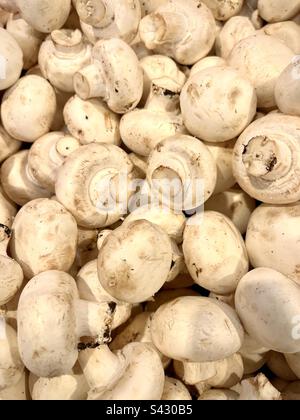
[[180, 66, 257, 143], [17, 270, 116, 377], [0, 27, 23, 91], [79, 342, 165, 400], [27, 131, 81, 193], [63, 95, 121, 145], [139, 0, 216, 65], [183, 212, 249, 294], [1, 75, 57, 142], [162, 377, 192, 400], [10, 198, 78, 279], [1, 150, 51, 206], [257, 0, 300, 23], [150, 296, 244, 362], [75, 0, 141, 45], [39, 29, 92, 92], [74, 38, 143, 114], [55, 143, 136, 228]]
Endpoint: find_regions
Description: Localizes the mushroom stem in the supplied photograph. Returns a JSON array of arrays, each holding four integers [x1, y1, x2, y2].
[[242, 135, 292, 181], [78, 345, 123, 391], [73, 64, 106, 100], [51, 29, 85, 55], [75, 300, 116, 342], [74, 0, 113, 28], [139, 11, 186, 48]]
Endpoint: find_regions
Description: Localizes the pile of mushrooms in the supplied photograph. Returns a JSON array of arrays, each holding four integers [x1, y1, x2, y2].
[[1, 0, 300, 401]]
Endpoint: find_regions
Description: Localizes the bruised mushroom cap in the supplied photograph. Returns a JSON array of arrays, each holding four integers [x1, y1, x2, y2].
[[246, 202, 300, 284], [74, 38, 143, 114], [183, 212, 249, 294], [1, 150, 52, 206], [10, 198, 78, 279], [0, 27, 23, 91], [0, 319, 24, 391], [63, 95, 121, 146], [232, 113, 300, 204], [257, 0, 300, 23], [15, 0, 72, 33], [0, 225, 23, 306], [55, 143, 135, 228], [151, 296, 244, 362], [0, 125, 22, 164], [228, 33, 294, 109], [77, 259, 132, 329], [1, 75, 57, 142], [139, 0, 216, 65], [27, 131, 80, 193], [98, 220, 173, 303], [235, 267, 300, 353], [180, 66, 257, 143], [146, 135, 217, 210]]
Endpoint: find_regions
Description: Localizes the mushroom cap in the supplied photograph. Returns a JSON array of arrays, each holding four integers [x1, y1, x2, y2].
[[180, 66, 257, 142], [162, 376, 192, 400], [1, 75, 57, 142], [0, 27, 23, 91], [0, 184, 17, 228], [258, 0, 300, 23], [235, 267, 300, 353], [1, 150, 51, 206], [151, 296, 244, 362], [98, 220, 173, 303], [0, 246, 23, 306], [17, 270, 79, 377], [63, 95, 120, 146], [10, 198, 78, 278], [275, 59, 300, 117], [55, 143, 135, 228], [201, 0, 244, 21], [0, 321, 24, 391], [0, 124, 22, 164]]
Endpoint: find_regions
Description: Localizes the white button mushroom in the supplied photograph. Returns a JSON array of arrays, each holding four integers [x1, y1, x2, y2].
[[63, 95, 121, 146], [79, 342, 165, 400], [232, 113, 300, 204], [10, 198, 78, 278], [162, 377, 192, 400], [77, 259, 132, 330], [75, 0, 141, 45], [275, 59, 300, 117], [1, 75, 57, 142], [139, 0, 216, 65], [183, 212, 249, 294], [246, 202, 300, 283], [228, 33, 294, 109], [1, 150, 52, 206], [55, 143, 135, 228], [180, 66, 257, 143], [27, 131, 81, 193], [257, 0, 300, 23], [146, 135, 217, 210], [74, 38, 143, 114], [17, 270, 116, 377], [0, 0, 72, 33], [151, 296, 244, 362], [235, 267, 300, 353], [38, 29, 92, 93], [205, 187, 257, 235], [0, 318, 24, 391], [0, 125, 21, 164], [6, 14, 44, 70], [0, 27, 23, 91], [98, 220, 173, 303], [260, 21, 300, 54], [201, 0, 244, 21], [0, 225, 23, 306]]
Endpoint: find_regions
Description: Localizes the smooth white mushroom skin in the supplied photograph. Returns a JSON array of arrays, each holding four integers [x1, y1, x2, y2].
[[189, 56, 226, 77], [258, 0, 300, 23], [228, 34, 294, 109], [63, 95, 121, 146], [183, 212, 249, 294], [1, 75, 57, 142], [180, 66, 257, 142], [275, 59, 300, 117], [10, 198, 78, 278], [235, 268, 300, 353], [0, 125, 22, 164], [98, 220, 173, 303], [151, 296, 244, 362], [201, 0, 244, 21], [260, 21, 300, 54], [232, 114, 300, 204], [162, 377, 192, 400], [0, 27, 23, 91]]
